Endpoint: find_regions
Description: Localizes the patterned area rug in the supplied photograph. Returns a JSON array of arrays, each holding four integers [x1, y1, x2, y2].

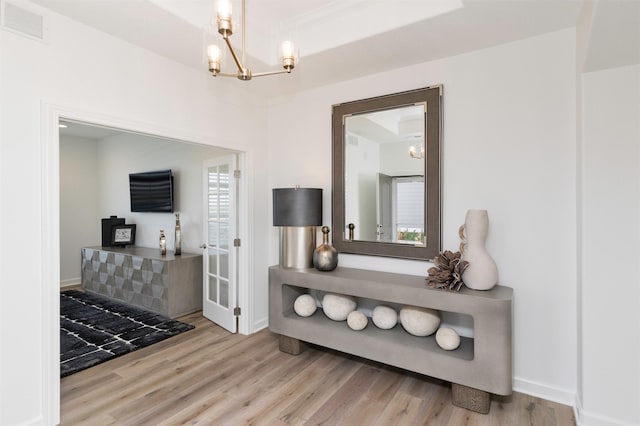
[[60, 290, 194, 377]]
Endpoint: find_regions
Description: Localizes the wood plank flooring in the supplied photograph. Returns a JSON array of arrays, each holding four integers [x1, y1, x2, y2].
[[61, 312, 575, 425]]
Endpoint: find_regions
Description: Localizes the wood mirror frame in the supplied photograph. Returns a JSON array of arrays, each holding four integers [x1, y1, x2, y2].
[[332, 86, 442, 260]]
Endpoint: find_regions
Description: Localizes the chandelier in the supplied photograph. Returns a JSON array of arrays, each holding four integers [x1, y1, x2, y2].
[[409, 144, 425, 159], [206, 0, 296, 81]]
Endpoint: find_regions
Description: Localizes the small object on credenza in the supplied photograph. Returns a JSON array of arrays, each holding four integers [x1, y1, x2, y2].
[[101, 215, 125, 247], [174, 213, 182, 255], [111, 224, 136, 247], [159, 230, 167, 255]]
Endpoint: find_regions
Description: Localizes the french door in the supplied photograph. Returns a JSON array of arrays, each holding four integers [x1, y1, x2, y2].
[[202, 155, 238, 333]]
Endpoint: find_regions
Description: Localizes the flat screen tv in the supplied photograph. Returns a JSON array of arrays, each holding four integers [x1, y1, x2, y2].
[[129, 170, 174, 213]]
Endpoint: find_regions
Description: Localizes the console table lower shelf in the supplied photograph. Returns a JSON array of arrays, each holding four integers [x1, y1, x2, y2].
[[268, 265, 513, 414]]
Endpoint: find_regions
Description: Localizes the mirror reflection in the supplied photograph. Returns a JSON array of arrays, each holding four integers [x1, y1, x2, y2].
[[332, 86, 441, 260], [344, 105, 426, 244]]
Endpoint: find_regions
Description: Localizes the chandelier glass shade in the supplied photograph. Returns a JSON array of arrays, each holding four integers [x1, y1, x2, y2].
[[206, 0, 296, 81], [409, 144, 425, 159]]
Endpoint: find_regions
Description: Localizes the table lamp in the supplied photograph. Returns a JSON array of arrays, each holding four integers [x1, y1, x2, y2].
[[273, 187, 322, 269]]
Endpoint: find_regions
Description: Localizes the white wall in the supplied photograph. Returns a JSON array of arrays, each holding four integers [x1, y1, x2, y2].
[[580, 64, 640, 426], [96, 132, 228, 254], [59, 136, 100, 285], [0, 4, 269, 425], [379, 140, 423, 177], [58, 132, 228, 285], [345, 134, 380, 241], [267, 29, 577, 404]]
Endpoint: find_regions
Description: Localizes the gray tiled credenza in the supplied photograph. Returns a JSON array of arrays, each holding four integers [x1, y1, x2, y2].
[[81, 246, 202, 318], [269, 265, 513, 413]]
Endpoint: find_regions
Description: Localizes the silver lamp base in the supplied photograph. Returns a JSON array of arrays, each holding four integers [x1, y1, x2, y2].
[[279, 226, 316, 269]]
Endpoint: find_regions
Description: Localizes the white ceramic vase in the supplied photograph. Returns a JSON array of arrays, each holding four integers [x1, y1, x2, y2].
[[460, 209, 498, 290]]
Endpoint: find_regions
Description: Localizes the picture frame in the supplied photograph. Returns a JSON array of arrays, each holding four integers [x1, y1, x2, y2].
[[111, 224, 136, 246]]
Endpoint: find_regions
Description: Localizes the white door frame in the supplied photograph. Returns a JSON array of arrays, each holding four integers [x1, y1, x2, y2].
[[40, 101, 252, 424]]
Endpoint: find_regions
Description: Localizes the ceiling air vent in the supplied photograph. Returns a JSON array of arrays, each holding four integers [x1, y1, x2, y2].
[[1, 1, 48, 42]]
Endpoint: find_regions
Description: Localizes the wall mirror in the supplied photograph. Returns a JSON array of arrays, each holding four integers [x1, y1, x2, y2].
[[332, 86, 442, 260]]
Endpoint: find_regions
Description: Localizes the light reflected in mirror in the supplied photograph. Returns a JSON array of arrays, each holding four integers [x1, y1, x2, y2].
[[344, 104, 425, 244], [332, 86, 442, 260]]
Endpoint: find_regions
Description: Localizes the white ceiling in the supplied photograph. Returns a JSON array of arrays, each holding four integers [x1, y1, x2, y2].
[[31, 0, 588, 93], [583, 0, 640, 72], [30, 0, 639, 96], [59, 120, 122, 140], [44, 0, 638, 141]]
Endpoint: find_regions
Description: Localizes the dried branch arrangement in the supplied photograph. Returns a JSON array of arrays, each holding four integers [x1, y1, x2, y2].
[[426, 250, 469, 292]]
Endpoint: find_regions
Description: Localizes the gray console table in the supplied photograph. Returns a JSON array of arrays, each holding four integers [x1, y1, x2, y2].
[[81, 246, 203, 318], [269, 265, 513, 413]]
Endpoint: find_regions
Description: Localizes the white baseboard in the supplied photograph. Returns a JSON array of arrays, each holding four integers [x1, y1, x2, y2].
[[575, 393, 584, 425], [60, 278, 81, 288], [252, 317, 268, 334], [567, 387, 633, 426], [513, 377, 575, 407], [579, 412, 630, 426], [16, 414, 43, 426], [577, 404, 633, 426]]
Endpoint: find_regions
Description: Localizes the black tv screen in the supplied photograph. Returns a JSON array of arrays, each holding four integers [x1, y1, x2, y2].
[[129, 170, 174, 213]]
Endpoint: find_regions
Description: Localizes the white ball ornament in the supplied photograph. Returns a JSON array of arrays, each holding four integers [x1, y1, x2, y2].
[[322, 293, 357, 321], [399, 306, 441, 337], [293, 294, 317, 317], [347, 311, 368, 331], [372, 305, 398, 329], [436, 327, 461, 351]]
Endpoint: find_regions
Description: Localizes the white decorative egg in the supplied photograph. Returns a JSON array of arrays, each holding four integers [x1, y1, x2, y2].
[[322, 293, 357, 321], [293, 294, 317, 317], [436, 327, 461, 351], [372, 305, 398, 329], [399, 306, 440, 336], [347, 311, 368, 331]]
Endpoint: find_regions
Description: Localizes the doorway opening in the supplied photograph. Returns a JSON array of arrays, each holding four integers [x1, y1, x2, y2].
[[43, 106, 252, 423], [58, 118, 248, 324]]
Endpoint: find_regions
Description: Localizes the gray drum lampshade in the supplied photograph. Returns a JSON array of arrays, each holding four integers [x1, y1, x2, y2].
[[273, 188, 322, 226]]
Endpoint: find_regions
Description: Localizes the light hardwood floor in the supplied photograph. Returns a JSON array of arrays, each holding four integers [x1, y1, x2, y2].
[[61, 311, 576, 425]]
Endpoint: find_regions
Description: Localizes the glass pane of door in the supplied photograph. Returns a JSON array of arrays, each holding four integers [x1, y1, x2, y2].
[[207, 164, 231, 308]]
